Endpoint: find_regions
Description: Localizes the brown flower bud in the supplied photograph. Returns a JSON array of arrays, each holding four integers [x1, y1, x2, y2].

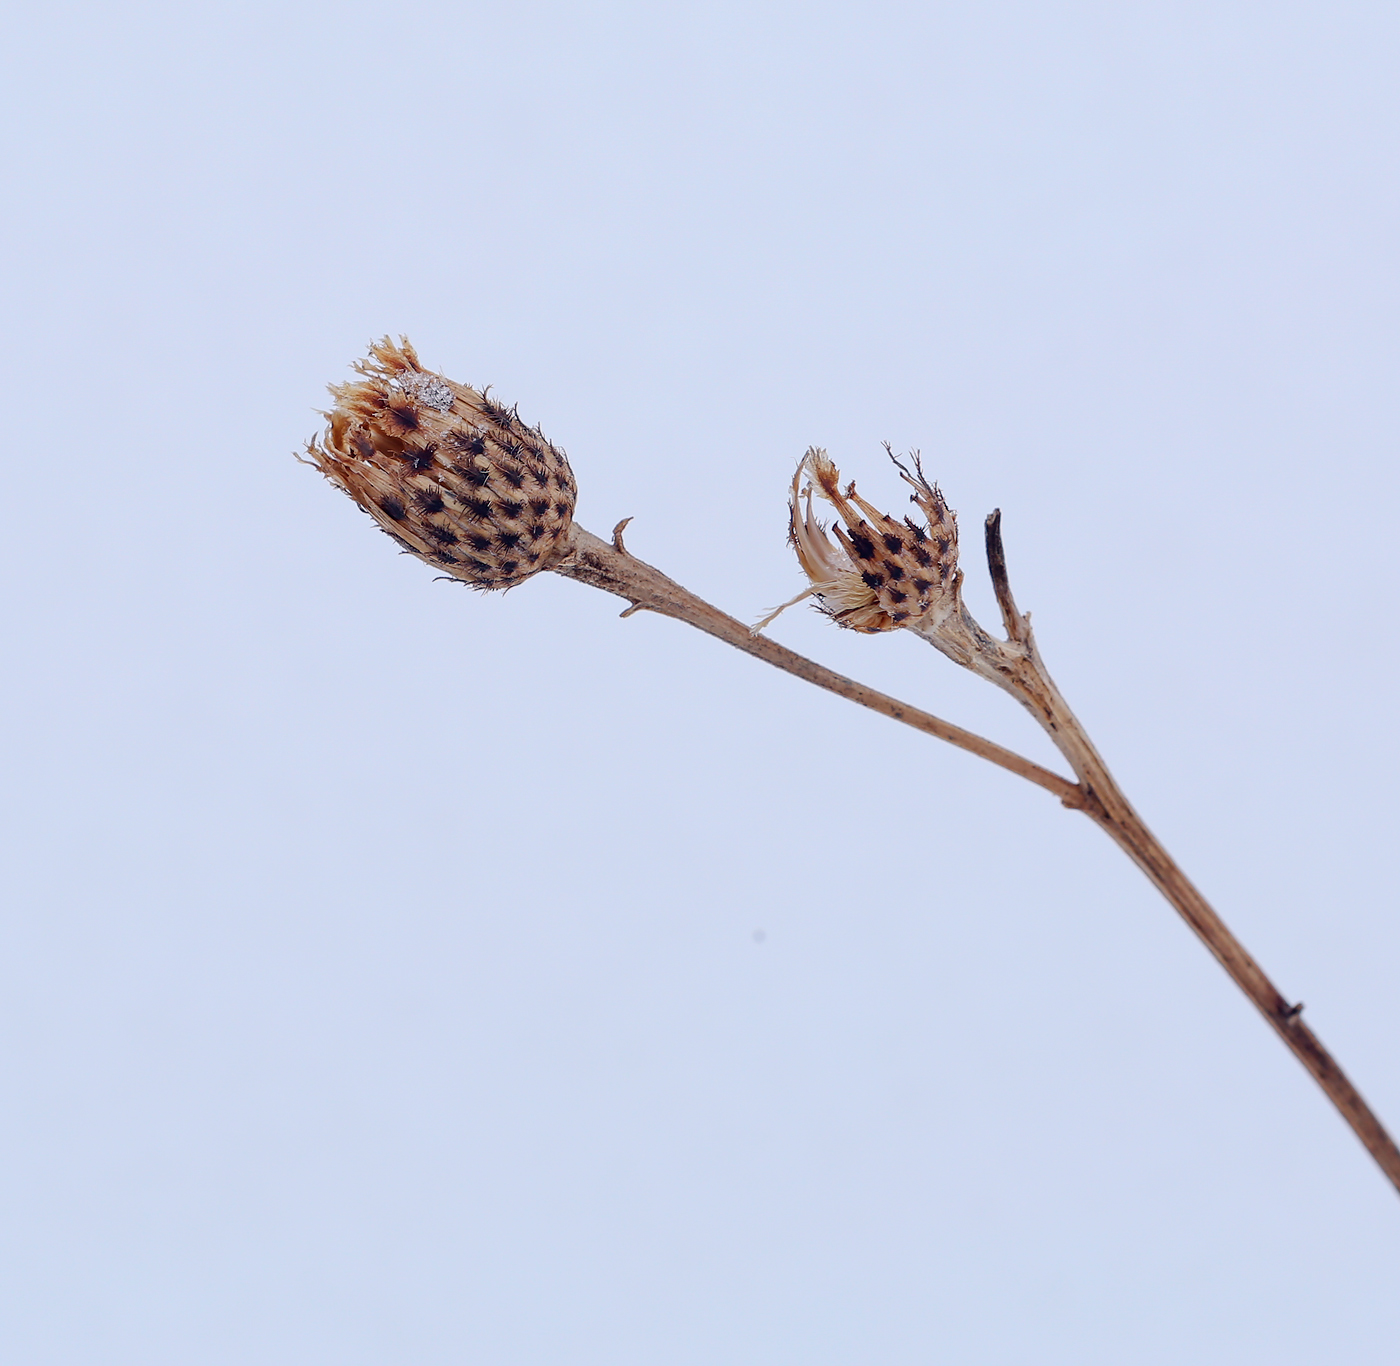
[[757, 446, 960, 633], [304, 337, 577, 589]]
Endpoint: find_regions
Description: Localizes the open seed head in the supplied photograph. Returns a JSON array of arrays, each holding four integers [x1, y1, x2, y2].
[[304, 337, 577, 589], [759, 446, 961, 633]]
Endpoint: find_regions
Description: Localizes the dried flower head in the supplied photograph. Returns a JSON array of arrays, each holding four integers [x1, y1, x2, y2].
[[756, 446, 960, 633], [304, 337, 577, 589]]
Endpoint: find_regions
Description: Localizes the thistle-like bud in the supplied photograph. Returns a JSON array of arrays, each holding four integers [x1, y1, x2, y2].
[[304, 337, 577, 589], [758, 446, 960, 633]]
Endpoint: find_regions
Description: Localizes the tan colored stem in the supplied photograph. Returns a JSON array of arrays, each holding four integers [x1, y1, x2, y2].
[[911, 510, 1400, 1193], [551, 515, 1400, 1196], [550, 523, 1080, 805], [1098, 804, 1400, 1191]]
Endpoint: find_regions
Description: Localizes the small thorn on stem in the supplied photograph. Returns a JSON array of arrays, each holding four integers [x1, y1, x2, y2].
[[612, 517, 634, 553], [1283, 1001, 1305, 1020]]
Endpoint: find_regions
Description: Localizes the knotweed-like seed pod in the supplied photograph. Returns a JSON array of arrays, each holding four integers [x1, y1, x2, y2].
[[757, 445, 960, 633], [305, 337, 577, 589]]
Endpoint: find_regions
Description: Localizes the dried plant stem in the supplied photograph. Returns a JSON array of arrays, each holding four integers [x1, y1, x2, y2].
[[1093, 802, 1400, 1192], [552, 518, 1400, 1196], [978, 512, 1400, 1192], [553, 523, 1079, 804]]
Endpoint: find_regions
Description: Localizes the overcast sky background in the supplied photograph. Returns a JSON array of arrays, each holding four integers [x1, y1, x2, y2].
[[2, 1, 1398, 1361]]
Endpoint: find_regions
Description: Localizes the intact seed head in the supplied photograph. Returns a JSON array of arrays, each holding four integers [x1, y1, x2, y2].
[[758, 446, 960, 633], [304, 337, 577, 589]]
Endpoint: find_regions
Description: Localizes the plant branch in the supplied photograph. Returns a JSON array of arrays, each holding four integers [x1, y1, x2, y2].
[[309, 336, 1398, 1199], [917, 510, 1400, 1194], [556, 516, 1400, 1197], [550, 522, 1081, 807]]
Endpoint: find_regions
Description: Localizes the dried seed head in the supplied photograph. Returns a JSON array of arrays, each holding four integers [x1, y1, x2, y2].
[[304, 337, 577, 589], [757, 446, 960, 633]]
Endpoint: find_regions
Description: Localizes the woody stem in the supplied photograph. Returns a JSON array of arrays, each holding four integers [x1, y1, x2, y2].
[[549, 522, 1080, 805], [552, 516, 1400, 1196], [965, 510, 1400, 1193]]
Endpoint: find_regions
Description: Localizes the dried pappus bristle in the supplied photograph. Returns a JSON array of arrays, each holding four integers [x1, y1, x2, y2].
[[303, 336, 577, 590], [755, 446, 961, 634]]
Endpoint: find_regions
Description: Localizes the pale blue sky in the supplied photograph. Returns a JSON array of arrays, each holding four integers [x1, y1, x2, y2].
[[2, 1, 1398, 1361]]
